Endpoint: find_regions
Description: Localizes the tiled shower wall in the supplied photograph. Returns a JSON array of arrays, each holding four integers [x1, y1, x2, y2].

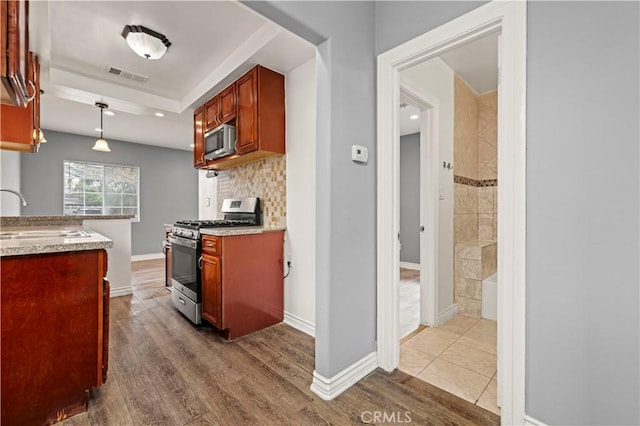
[[453, 74, 498, 315], [215, 156, 286, 228]]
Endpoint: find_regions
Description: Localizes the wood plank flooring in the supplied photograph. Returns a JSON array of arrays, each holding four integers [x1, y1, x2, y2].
[[62, 259, 499, 425]]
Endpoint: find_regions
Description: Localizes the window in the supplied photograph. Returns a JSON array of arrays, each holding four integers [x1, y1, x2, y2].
[[64, 160, 140, 221]]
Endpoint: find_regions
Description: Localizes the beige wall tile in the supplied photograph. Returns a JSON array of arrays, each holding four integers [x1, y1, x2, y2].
[[478, 213, 494, 241], [492, 214, 498, 240], [457, 296, 482, 317], [216, 156, 286, 227], [455, 243, 481, 260], [455, 276, 481, 300], [454, 213, 478, 245], [454, 75, 478, 179], [481, 243, 497, 278], [456, 257, 482, 280], [478, 187, 493, 214], [454, 184, 478, 215], [417, 358, 491, 404]]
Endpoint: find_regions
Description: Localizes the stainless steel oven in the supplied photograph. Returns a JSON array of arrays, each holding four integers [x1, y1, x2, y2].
[[169, 233, 202, 324]]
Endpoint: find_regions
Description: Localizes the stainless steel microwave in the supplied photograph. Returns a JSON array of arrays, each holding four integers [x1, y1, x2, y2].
[[204, 124, 236, 161]]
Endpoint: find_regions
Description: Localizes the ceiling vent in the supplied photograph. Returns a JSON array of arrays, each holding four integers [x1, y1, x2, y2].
[[105, 65, 149, 83]]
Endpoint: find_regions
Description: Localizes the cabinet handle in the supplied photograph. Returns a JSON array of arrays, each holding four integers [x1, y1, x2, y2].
[[178, 297, 186, 305], [198, 256, 203, 269]]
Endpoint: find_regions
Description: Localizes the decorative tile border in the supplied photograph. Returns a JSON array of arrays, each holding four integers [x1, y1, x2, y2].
[[454, 175, 498, 187]]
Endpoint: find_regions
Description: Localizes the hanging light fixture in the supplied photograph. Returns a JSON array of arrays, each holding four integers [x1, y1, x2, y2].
[[122, 25, 171, 60], [93, 102, 111, 152]]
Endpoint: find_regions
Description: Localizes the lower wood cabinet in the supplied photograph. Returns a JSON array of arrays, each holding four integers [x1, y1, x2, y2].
[[201, 231, 284, 339], [1, 249, 109, 425]]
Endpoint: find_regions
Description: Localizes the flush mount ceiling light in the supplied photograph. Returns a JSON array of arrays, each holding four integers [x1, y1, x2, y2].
[[122, 25, 171, 60], [409, 114, 419, 120], [154, 112, 165, 117], [93, 102, 111, 152]]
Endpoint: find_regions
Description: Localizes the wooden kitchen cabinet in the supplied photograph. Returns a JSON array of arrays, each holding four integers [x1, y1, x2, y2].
[[200, 231, 284, 340], [0, 51, 40, 153], [1, 0, 30, 107], [193, 105, 206, 168], [1, 249, 109, 425], [194, 65, 285, 171]]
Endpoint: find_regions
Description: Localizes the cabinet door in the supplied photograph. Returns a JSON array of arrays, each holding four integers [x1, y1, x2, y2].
[[204, 97, 220, 132], [201, 254, 222, 328], [193, 106, 206, 168], [235, 68, 258, 155], [101, 278, 110, 385], [1, 0, 30, 107], [218, 84, 236, 124]]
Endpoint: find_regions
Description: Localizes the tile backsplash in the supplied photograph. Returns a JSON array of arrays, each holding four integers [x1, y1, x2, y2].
[[216, 156, 286, 228]]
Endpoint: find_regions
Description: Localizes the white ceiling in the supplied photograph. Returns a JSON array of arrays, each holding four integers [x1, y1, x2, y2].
[[32, 1, 316, 151], [439, 33, 499, 95], [398, 33, 498, 136]]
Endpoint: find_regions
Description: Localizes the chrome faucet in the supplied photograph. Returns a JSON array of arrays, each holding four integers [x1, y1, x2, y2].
[[0, 189, 28, 206]]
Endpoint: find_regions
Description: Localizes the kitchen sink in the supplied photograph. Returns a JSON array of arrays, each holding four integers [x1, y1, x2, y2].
[[0, 230, 91, 240]]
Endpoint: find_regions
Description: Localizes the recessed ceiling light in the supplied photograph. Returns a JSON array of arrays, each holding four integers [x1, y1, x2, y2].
[[94, 127, 102, 132], [104, 110, 115, 116], [189, 143, 195, 148], [410, 114, 419, 120], [155, 112, 165, 117]]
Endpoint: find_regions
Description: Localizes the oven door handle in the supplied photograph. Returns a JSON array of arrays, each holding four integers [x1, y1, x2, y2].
[[169, 235, 197, 249], [198, 255, 203, 270]]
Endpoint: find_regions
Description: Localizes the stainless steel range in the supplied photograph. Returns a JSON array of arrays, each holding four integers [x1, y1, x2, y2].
[[169, 197, 261, 324]]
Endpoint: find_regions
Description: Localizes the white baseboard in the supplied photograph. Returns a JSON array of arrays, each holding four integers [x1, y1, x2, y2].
[[310, 352, 377, 400], [525, 415, 548, 426], [131, 253, 164, 261], [283, 311, 315, 337], [110, 286, 133, 298], [399, 261, 420, 270], [437, 303, 459, 325]]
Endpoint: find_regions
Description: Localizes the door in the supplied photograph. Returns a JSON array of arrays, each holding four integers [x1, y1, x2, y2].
[[218, 85, 236, 124], [235, 68, 258, 154], [169, 235, 199, 301], [205, 97, 220, 132], [201, 253, 222, 328]]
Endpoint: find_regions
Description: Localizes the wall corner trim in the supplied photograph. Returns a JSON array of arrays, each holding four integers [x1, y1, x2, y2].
[[283, 311, 315, 337], [399, 261, 420, 270], [110, 286, 133, 298], [525, 415, 548, 426], [310, 352, 378, 400], [131, 253, 164, 262], [437, 303, 459, 325]]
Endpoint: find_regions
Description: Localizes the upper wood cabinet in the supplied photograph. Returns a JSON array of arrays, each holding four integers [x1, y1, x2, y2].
[[194, 65, 285, 171], [193, 106, 206, 168], [1, 0, 31, 107], [0, 52, 40, 153]]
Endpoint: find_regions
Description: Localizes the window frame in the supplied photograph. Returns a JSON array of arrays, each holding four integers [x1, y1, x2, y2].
[[62, 160, 140, 222]]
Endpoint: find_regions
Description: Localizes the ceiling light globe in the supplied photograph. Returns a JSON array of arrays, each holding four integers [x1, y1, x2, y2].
[[92, 138, 111, 152]]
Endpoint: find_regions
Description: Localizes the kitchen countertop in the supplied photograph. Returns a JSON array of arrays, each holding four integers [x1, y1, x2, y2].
[[1, 215, 135, 227], [0, 225, 113, 257], [200, 226, 286, 237]]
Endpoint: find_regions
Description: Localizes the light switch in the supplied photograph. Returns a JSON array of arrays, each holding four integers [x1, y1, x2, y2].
[[351, 145, 368, 163]]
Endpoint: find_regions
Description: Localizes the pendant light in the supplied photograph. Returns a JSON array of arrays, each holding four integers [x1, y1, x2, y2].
[[93, 102, 111, 152]]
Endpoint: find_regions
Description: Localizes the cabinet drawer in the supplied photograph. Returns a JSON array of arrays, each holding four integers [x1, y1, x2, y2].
[[202, 235, 221, 255]]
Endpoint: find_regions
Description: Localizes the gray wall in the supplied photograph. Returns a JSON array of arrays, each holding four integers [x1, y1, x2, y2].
[[376, 1, 639, 425], [243, 1, 377, 378], [400, 133, 420, 264], [20, 130, 198, 255]]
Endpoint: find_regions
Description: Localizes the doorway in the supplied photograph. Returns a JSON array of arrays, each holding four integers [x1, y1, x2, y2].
[[376, 2, 526, 424]]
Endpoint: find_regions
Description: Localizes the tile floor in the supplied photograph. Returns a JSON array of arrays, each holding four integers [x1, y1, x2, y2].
[[399, 314, 500, 415], [399, 268, 420, 339]]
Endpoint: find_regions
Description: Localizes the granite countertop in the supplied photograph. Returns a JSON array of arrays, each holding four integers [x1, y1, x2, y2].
[[0, 225, 113, 257], [1, 215, 134, 227], [200, 226, 286, 237]]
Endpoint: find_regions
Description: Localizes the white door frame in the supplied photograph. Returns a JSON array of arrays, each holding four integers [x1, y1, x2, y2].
[[376, 2, 526, 424], [400, 82, 439, 328]]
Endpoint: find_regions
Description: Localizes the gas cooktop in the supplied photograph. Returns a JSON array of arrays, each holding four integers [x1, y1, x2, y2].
[[174, 219, 256, 229]]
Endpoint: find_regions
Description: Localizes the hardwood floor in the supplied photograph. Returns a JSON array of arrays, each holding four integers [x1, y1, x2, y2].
[[62, 259, 499, 425]]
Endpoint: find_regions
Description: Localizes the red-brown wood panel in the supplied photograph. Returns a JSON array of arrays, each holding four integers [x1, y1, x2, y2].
[[256, 66, 285, 154], [193, 106, 205, 168], [201, 253, 222, 329], [235, 68, 258, 155], [221, 231, 284, 339], [204, 97, 220, 132], [218, 84, 236, 124], [1, 249, 107, 425]]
